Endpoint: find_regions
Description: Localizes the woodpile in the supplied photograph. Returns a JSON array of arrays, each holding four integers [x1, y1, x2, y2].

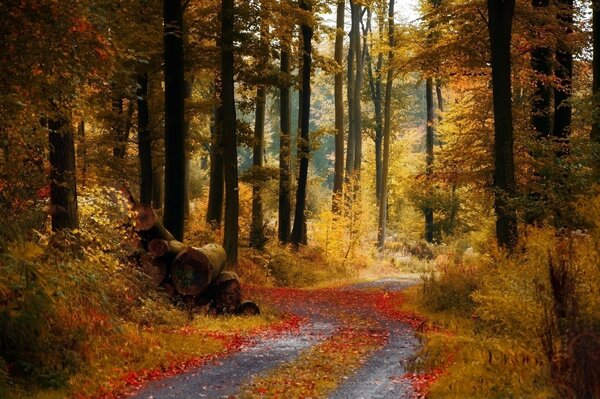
[[130, 200, 259, 316]]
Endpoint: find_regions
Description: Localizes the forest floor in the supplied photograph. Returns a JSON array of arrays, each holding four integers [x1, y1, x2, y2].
[[128, 277, 424, 399]]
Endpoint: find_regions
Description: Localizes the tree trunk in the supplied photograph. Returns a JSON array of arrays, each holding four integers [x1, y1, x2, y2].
[[290, 0, 313, 247], [352, 2, 364, 176], [152, 162, 164, 210], [552, 0, 573, 141], [78, 120, 87, 188], [112, 96, 125, 159], [425, 77, 434, 243], [592, 0, 600, 158], [206, 96, 224, 227], [531, 0, 552, 139], [221, 0, 239, 266], [171, 243, 227, 296], [163, 0, 186, 241], [137, 73, 153, 205], [488, 0, 518, 249], [377, 0, 394, 251], [366, 9, 384, 202], [48, 117, 79, 230], [279, 43, 292, 242], [251, 84, 266, 248], [346, 4, 356, 182], [332, 0, 345, 212]]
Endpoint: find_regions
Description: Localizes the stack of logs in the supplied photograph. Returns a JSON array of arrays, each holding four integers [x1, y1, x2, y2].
[[133, 202, 259, 316]]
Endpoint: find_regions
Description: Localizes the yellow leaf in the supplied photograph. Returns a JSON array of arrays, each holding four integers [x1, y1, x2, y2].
[[8, 241, 44, 262]]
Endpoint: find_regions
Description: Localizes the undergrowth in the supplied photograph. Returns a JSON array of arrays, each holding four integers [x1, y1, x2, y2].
[[410, 198, 600, 398], [0, 187, 278, 398]]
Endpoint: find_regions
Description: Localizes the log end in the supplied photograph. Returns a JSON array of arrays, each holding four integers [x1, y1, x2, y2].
[[134, 204, 157, 231], [148, 239, 168, 257], [236, 300, 260, 316], [171, 247, 211, 296]]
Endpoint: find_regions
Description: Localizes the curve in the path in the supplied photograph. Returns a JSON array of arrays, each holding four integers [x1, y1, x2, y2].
[[129, 277, 420, 399]]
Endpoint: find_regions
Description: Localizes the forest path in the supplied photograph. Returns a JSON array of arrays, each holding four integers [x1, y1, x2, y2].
[[129, 277, 420, 399]]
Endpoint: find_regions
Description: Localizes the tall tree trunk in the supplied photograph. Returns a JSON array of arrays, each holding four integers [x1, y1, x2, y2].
[[352, 2, 364, 175], [346, 4, 356, 182], [221, 0, 239, 265], [366, 9, 384, 201], [152, 162, 164, 210], [332, 0, 345, 212], [206, 94, 224, 227], [424, 77, 435, 243], [137, 73, 153, 205], [290, 0, 313, 247], [592, 0, 600, 175], [112, 96, 125, 159], [279, 43, 292, 242], [436, 79, 444, 113], [163, 0, 186, 240], [78, 120, 86, 188], [251, 84, 266, 248], [377, 0, 394, 251], [531, 0, 552, 138], [488, 0, 518, 249], [553, 0, 573, 140], [48, 117, 79, 230]]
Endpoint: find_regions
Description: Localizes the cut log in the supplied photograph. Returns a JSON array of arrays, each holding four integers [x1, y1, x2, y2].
[[148, 238, 185, 258], [236, 300, 260, 316], [140, 256, 167, 286], [161, 282, 176, 298], [133, 203, 175, 242], [171, 243, 226, 296], [211, 271, 242, 314]]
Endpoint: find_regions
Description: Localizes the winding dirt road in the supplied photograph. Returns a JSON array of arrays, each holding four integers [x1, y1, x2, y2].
[[130, 277, 420, 399]]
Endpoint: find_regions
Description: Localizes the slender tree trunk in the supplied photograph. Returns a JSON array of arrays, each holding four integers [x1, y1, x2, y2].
[[332, 0, 345, 212], [47, 117, 79, 230], [152, 162, 164, 210], [592, 0, 600, 176], [290, 0, 313, 247], [435, 79, 444, 113], [366, 9, 384, 201], [531, 0, 552, 138], [251, 84, 266, 248], [488, 0, 518, 249], [163, 0, 186, 240], [78, 120, 86, 188], [377, 0, 394, 251], [137, 73, 153, 205], [352, 2, 364, 175], [424, 77, 434, 242], [279, 44, 292, 242], [346, 4, 356, 182], [553, 0, 573, 141], [206, 93, 224, 227], [112, 96, 125, 159], [221, 0, 239, 265]]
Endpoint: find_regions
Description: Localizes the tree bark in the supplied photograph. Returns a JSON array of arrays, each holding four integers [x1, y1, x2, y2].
[[290, 0, 313, 247], [48, 117, 79, 230], [351, 2, 364, 176], [346, 4, 356, 182], [531, 0, 552, 138], [163, 0, 186, 241], [425, 77, 434, 243], [78, 120, 87, 188], [593, 0, 600, 152], [552, 0, 573, 141], [366, 9, 384, 201], [221, 0, 239, 266], [377, 0, 394, 251], [332, 0, 345, 212], [487, 0, 518, 249], [137, 73, 153, 205], [279, 43, 292, 242], [206, 95, 224, 227], [251, 84, 266, 248]]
